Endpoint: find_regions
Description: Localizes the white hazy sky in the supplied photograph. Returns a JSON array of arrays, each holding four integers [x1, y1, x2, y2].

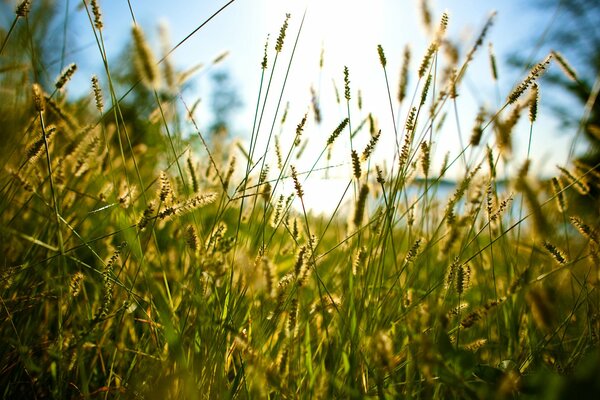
[[43, 0, 577, 211]]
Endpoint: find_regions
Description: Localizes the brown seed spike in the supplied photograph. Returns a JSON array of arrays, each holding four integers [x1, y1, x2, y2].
[[275, 14, 291, 53], [377, 44, 387, 68], [132, 25, 160, 89]]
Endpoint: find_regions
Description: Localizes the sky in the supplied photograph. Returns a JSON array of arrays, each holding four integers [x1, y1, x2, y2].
[[5, 0, 579, 212]]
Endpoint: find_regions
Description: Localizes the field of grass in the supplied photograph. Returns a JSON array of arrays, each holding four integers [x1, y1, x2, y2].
[[1, 1, 600, 398]]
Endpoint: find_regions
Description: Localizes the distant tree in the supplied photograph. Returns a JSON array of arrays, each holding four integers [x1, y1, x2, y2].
[[208, 69, 241, 135]]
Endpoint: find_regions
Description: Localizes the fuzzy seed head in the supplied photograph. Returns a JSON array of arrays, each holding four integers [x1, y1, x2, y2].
[[343, 66, 351, 101], [55, 63, 77, 90], [398, 45, 411, 103], [327, 118, 349, 146], [551, 50, 577, 81], [275, 14, 290, 52], [377, 44, 387, 68], [32, 83, 45, 112], [529, 83, 539, 123], [132, 25, 160, 89], [16, 0, 30, 17], [91, 75, 104, 112], [352, 184, 369, 228], [91, 0, 103, 30], [290, 165, 303, 198], [351, 150, 361, 179]]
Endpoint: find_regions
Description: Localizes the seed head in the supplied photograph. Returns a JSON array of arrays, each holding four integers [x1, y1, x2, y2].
[[32, 83, 45, 112], [91, 0, 103, 30], [16, 0, 30, 17], [344, 66, 351, 101], [377, 44, 387, 68], [351, 150, 361, 179], [132, 25, 160, 89], [91, 75, 104, 112], [275, 14, 290, 53], [55, 63, 77, 90]]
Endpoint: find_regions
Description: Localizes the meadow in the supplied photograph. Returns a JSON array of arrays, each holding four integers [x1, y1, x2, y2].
[[1, 1, 599, 398]]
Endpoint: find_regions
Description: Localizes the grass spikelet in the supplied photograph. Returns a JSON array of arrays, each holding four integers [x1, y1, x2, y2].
[[16, 0, 30, 17], [261, 257, 275, 297], [223, 156, 236, 191], [445, 164, 481, 223], [55, 63, 77, 90], [261, 34, 269, 69], [352, 247, 367, 276], [159, 171, 173, 202], [186, 225, 198, 252], [294, 113, 307, 146], [353, 184, 369, 228], [288, 298, 298, 337], [437, 11, 449, 39], [275, 273, 293, 311], [290, 165, 303, 199], [327, 118, 349, 146], [529, 83, 539, 123], [557, 165, 589, 195], [470, 107, 485, 146], [26, 126, 56, 163], [275, 13, 290, 53], [69, 272, 84, 298], [137, 201, 156, 230], [376, 165, 385, 184], [157, 193, 217, 219], [351, 150, 361, 179], [405, 238, 422, 263], [377, 44, 387, 68], [118, 184, 136, 209], [420, 74, 432, 106], [399, 134, 411, 172], [419, 0, 433, 33], [446, 257, 460, 290], [398, 45, 411, 103], [90, 0, 103, 30], [420, 141, 430, 176], [361, 129, 381, 161], [551, 177, 567, 212], [486, 146, 496, 179], [32, 83, 45, 112], [543, 241, 568, 265], [489, 43, 498, 80], [91, 75, 104, 112], [490, 194, 513, 222], [132, 25, 160, 89], [310, 86, 321, 124], [507, 54, 552, 104], [73, 135, 100, 177], [294, 245, 307, 277], [419, 41, 437, 78], [187, 156, 199, 193], [94, 242, 126, 321], [343, 66, 351, 101], [456, 263, 470, 295], [405, 106, 417, 132], [570, 216, 599, 244], [464, 338, 488, 352], [551, 50, 577, 81], [271, 194, 284, 228]]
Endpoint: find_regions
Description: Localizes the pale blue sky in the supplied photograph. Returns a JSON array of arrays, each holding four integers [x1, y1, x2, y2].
[[13, 0, 578, 190]]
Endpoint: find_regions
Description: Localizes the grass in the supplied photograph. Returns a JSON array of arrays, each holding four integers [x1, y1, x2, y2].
[[1, 0, 600, 398]]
